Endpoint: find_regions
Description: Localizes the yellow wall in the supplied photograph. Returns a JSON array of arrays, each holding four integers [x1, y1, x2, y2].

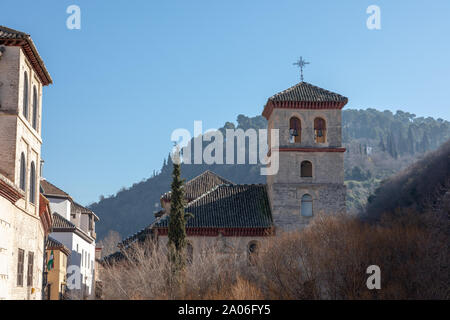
[[46, 249, 67, 300]]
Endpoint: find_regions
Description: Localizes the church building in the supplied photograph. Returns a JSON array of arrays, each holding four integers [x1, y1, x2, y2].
[[107, 79, 348, 262]]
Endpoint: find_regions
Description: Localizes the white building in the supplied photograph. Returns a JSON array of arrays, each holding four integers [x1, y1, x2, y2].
[[40, 179, 99, 299]]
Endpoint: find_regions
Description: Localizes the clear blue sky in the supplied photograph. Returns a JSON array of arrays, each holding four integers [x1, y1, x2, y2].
[[2, 0, 449, 205]]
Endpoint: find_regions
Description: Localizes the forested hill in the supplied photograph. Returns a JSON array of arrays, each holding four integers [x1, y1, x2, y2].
[[89, 109, 450, 240]]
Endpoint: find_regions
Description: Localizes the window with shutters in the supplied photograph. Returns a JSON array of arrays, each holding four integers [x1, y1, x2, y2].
[[27, 251, 34, 287], [17, 249, 24, 286]]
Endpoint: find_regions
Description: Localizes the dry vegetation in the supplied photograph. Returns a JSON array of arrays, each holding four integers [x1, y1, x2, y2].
[[101, 210, 448, 300]]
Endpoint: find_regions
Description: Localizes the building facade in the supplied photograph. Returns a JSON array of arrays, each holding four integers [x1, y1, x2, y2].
[[45, 237, 69, 300], [41, 179, 99, 299], [263, 81, 348, 231], [0, 26, 52, 300]]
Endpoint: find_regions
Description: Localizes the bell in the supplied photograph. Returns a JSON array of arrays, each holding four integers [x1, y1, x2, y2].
[[290, 129, 298, 137]]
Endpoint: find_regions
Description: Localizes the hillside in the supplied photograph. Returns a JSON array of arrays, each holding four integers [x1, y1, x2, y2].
[[365, 138, 450, 221], [89, 109, 450, 240]]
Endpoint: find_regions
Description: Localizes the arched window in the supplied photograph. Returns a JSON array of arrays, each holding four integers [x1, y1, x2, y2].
[[20, 153, 26, 191], [186, 243, 193, 264], [301, 194, 313, 217], [301, 161, 313, 177], [32, 86, 38, 130], [248, 241, 259, 265], [289, 117, 301, 143], [23, 72, 29, 119], [314, 118, 326, 143], [30, 161, 36, 204]]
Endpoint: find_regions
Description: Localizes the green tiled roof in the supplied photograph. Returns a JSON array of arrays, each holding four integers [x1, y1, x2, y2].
[[161, 170, 233, 202], [156, 184, 273, 229], [269, 81, 347, 103]]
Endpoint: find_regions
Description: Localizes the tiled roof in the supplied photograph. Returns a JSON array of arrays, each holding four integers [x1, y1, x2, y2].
[[52, 212, 76, 231], [156, 184, 273, 229], [0, 26, 52, 85], [161, 170, 233, 202], [268, 81, 348, 103], [41, 179, 71, 199], [46, 236, 70, 255], [71, 201, 99, 221], [120, 226, 155, 248], [102, 250, 126, 265]]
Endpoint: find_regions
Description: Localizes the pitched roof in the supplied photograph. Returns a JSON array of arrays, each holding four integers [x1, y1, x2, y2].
[[161, 170, 233, 202], [51, 212, 95, 243], [156, 184, 273, 229], [120, 226, 155, 248], [46, 236, 70, 256], [52, 212, 76, 231], [262, 81, 348, 119], [0, 26, 52, 85], [268, 81, 348, 103], [71, 201, 99, 221], [40, 179, 71, 199]]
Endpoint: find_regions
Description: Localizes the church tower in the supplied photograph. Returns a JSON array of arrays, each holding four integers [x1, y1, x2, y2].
[[263, 80, 348, 231]]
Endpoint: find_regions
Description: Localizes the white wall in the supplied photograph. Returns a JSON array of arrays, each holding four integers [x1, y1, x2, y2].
[[48, 198, 71, 220], [50, 231, 95, 297]]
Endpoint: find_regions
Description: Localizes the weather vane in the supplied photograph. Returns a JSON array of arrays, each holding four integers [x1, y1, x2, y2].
[[293, 56, 310, 82]]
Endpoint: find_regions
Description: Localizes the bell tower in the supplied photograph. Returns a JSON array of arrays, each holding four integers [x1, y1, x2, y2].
[[263, 81, 348, 231]]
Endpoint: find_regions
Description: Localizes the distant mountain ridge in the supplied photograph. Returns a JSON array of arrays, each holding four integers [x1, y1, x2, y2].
[[89, 109, 450, 240]]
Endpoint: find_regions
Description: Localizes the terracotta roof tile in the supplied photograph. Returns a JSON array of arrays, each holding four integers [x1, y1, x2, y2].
[[40, 179, 71, 199], [52, 212, 76, 231], [0, 26, 52, 85], [46, 236, 70, 255]]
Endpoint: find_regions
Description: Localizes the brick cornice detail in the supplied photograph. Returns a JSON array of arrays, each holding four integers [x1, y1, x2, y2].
[[0, 39, 52, 86], [156, 227, 274, 237], [262, 100, 347, 119], [0, 179, 23, 204], [268, 147, 346, 156]]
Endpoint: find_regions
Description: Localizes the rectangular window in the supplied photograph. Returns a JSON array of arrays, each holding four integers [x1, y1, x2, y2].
[[81, 249, 84, 267], [27, 251, 34, 287], [17, 249, 24, 286]]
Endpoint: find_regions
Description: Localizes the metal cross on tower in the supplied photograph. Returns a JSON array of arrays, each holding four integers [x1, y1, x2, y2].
[[293, 56, 310, 82]]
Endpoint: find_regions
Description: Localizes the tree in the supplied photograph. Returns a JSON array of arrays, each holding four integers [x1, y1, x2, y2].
[[407, 125, 415, 155], [167, 150, 187, 280], [379, 136, 386, 152], [98, 230, 121, 258]]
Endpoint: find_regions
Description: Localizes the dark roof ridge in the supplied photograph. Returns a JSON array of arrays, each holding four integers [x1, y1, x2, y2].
[[268, 81, 347, 102]]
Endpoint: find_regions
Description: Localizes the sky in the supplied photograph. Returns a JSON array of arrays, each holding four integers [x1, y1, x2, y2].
[[1, 0, 449, 205]]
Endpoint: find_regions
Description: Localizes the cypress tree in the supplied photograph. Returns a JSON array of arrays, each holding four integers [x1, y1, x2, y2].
[[167, 150, 187, 276]]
